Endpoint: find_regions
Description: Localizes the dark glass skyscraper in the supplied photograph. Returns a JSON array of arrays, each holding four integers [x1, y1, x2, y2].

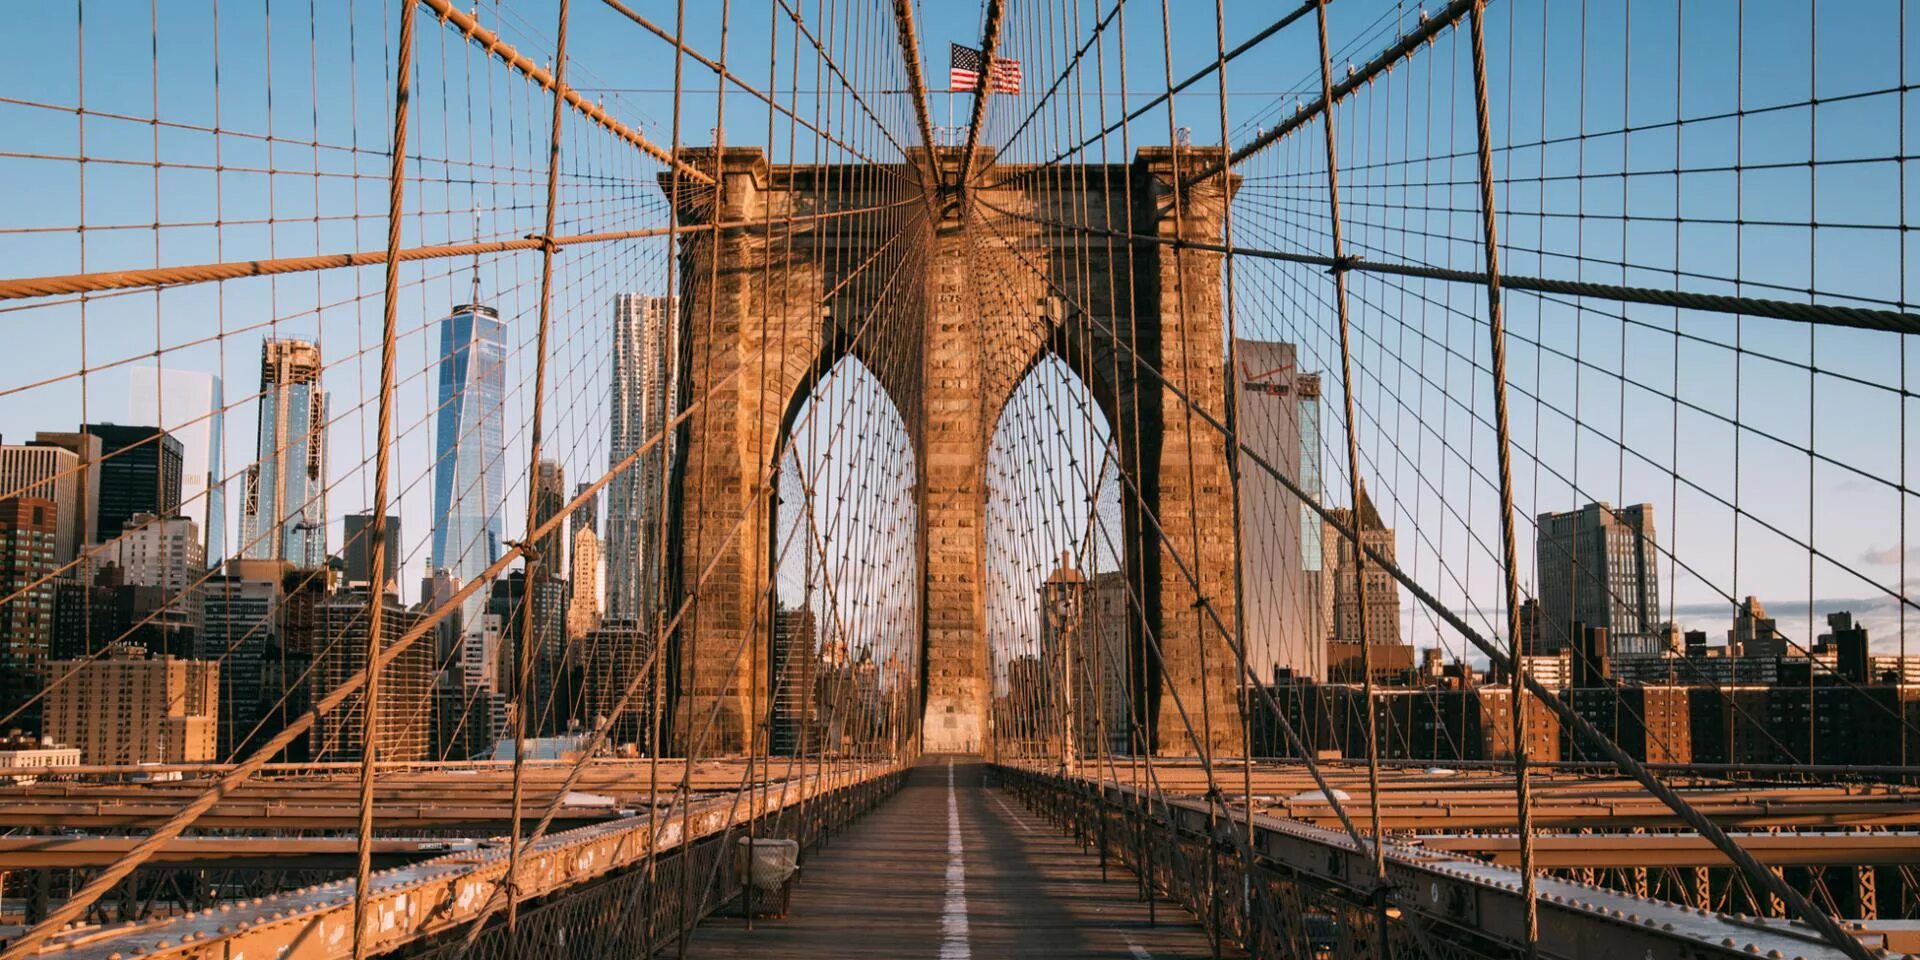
[[343, 512, 402, 590], [570, 481, 597, 539], [82, 423, 184, 544], [531, 459, 565, 575]]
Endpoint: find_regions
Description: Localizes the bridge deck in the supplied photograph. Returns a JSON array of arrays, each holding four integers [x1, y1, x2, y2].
[[686, 758, 1235, 960]]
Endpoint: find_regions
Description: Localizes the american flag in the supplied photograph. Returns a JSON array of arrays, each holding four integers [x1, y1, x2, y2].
[[949, 43, 1022, 94]]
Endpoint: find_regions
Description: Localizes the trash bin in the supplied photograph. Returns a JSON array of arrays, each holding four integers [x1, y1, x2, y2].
[[731, 836, 800, 918]]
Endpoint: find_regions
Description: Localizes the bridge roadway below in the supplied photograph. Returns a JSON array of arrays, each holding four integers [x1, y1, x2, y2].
[[686, 757, 1236, 959]]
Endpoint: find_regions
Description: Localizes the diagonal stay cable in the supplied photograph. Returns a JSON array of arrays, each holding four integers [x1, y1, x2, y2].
[[971, 200, 1880, 960], [453, 208, 931, 941], [969, 206, 1378, 860], [988, 0, 1318, 187], [889, 0, 941, 158], [418, 0, 710, 184], [1178, 0, 1478, 190], [0, 199, 914, 302], [0, 306, 779, 960], [956, 0, 1009, 191], [598, 0, 916, 180]]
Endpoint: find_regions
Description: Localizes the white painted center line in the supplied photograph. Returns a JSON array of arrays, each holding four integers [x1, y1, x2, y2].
[[989, 791, 1035, 833], [940, 759, 971, 960]]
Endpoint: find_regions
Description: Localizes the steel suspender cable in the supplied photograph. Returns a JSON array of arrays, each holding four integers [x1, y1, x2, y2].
[[1464, 3, 1536, 954]]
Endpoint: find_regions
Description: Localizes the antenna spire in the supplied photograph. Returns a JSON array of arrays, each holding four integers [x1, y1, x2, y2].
[[470, 211, 483, 305]]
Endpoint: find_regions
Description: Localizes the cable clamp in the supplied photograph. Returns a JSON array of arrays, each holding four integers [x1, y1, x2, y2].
[[525, 233, 563, 254], [1326, 254, 1363, 275], [505, 539, 541, 563]]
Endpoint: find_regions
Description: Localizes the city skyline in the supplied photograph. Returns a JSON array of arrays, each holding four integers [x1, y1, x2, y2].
[[0, 1, 1903, 660], [9, 357, 1905, 673], [0, 3, 1912, 957]]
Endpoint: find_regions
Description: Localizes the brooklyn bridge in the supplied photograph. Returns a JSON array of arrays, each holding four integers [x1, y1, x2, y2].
[[0, 0, 1915, 957]]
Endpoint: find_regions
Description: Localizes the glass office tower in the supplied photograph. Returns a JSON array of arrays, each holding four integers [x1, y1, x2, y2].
[[430, 301, 508, 596], [239, 339, 326, 567]]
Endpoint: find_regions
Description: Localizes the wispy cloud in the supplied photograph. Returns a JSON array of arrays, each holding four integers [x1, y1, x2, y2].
[[1861, 545, 1920, 567]]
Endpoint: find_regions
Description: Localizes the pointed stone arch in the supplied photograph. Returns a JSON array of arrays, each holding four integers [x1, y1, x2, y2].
[[664, 145, 1242, 758]]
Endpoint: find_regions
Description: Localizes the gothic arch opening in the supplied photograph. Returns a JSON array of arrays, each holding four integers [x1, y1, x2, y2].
[[984, 354, 1131, 762], [769, 356, 919, 758]]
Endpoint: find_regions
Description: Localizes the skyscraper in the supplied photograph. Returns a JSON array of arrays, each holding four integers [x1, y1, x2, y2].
[[200, 560, 287, 757], [441, 605, 507, 759], [1321, 482, 1402, 648], [566, 524, 602, 642], [430, 300, 507, 612], [1233, 339, 1327, 679], [1039, 556, 1086, 760], [1535, 502, 1662, 658], [487, 570, 573, 734], [81, 423, 184, 544], [583, 618, 653, 750], [769, 606, 817, 757], [342, 512, 402, 590], [0, 438, 89, 563], [565, 482, 600, 642], [606, 294, 679, 621], [1730, 595, 1786, 658], [129, 367, 226, 563], [530, 459, 565, 575], [570, 481, 598, 541], [1080, 570, 1130, 757], [309, 588, 433, 762], [0, 497, 58, 731], [239, 340, 328, 568]]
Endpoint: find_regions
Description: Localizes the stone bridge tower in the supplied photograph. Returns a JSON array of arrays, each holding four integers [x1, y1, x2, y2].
[[661, 145, 1243, 760]]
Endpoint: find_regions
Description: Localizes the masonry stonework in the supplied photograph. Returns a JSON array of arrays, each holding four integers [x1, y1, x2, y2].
[[664, 146, 1242, 759]]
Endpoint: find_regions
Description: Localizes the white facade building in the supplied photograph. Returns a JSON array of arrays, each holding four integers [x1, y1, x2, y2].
[[605, 294, 679, 621], [100, 513, 205, 602]]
